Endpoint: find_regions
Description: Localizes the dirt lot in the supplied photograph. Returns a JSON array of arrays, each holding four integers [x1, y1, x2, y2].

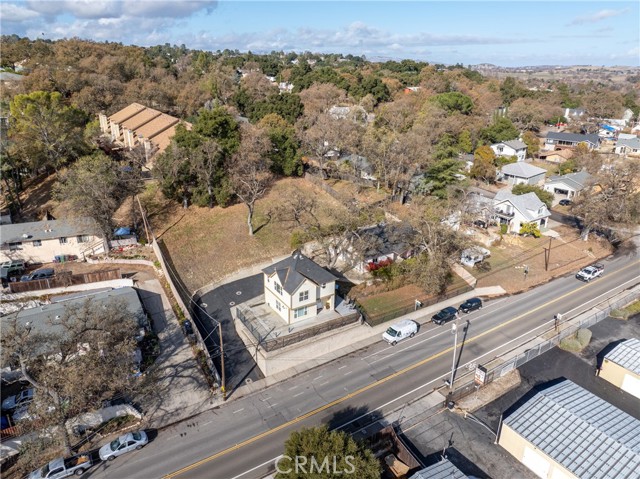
[[472, 225, 613, 293], [152, 177, 349, 292]]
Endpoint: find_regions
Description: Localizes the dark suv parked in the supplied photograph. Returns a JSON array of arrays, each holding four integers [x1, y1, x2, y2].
[[458, 297, 483, 314], [431, 307, 458, 325]]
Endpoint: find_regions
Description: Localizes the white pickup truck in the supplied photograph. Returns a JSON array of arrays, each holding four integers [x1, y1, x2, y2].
[[29, 454, 93, 479], [576, 263, 604, 282]]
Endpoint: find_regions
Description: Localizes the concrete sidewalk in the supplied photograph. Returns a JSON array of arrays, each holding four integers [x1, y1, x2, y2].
[[135, 279, 215, 428], [231, 285, 506, 399]]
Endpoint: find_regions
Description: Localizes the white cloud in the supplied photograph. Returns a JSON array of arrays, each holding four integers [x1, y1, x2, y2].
[[569, 9, 628, 26], [1, 3, 41, 22]]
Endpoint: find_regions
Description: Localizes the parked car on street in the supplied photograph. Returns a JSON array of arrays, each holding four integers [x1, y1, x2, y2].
[[458, 298, 483, 314], [99, 431, 149, 461], [431, 307, 459, 325], [382, 320, 418, 345], [558, 199, 572, 206], [1, 388, 34, 411], [576, 263, 604, 282], [28, 454, 93, 479]]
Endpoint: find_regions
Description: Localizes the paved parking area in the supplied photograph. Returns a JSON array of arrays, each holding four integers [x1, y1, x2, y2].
[[399, 313, 640, 479]]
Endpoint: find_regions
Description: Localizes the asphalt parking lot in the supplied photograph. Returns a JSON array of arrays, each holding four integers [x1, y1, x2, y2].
[[195, 274, 265, 394], [401, 313, 640, 479]]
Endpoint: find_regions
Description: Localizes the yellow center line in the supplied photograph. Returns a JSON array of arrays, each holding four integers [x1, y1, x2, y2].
[[164, 260, 640, 478]]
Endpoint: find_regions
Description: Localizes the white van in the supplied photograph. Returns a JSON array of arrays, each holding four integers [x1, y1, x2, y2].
[[382, 320, 418, 345]]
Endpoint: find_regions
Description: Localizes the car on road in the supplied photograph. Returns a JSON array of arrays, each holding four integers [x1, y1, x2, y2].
[[2, 388, 34, 411], [99, 431, 148, 461], [431, 307, 459, 325], [29, 454, 93, 479], [382, 320, 418, 345], [576, 263, 604, 282], [458, 298, 483, 314], [558, 199, 572, 206]]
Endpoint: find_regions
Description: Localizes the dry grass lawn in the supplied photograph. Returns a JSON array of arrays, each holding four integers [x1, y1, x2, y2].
[[150, 177, 347, 292], [473, 225, 613, 293]]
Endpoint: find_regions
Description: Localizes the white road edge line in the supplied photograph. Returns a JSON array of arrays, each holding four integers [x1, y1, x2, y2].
[[232, 408, 245, 414], [229, 455, 283, 479]]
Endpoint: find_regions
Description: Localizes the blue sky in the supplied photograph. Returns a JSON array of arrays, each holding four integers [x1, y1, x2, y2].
[[1, 1, 639, 67]]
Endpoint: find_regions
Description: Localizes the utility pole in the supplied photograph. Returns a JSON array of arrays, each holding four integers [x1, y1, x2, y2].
[[219, 323, 226, 400], [544, 237, 552, 271], [449, 314, 459, 390]]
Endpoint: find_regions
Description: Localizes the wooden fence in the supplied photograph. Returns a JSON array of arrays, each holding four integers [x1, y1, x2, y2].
[[8, 269, 121, 293]]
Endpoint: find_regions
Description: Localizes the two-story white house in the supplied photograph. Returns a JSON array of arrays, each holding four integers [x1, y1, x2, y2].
[[262, 252, 338, 325], [0, 217, 106, 264], [491, 139, 528, 162], [493, 190, 550, 234]]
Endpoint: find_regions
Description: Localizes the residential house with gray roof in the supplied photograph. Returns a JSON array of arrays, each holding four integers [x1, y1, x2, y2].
[[410, 459, 468, 479], [0, 218, 106, 264], [262, 252, 338, 324], [493, 190, 550, 234], [544, 132, 600, 150], [498, 379, 640, 479], [491, 139, 528, 162], [614, 137, 640, 157], [499, 162, 547, 186], [543, 171, 592, 204]]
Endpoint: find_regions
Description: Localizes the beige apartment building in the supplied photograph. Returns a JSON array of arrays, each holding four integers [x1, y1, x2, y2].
[[0, 218, 106, 264], [599, 338, 640, 399]]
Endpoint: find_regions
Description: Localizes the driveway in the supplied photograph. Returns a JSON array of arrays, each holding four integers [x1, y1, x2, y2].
[[195, 274, 265, 395], [135, 279, 213, 427]]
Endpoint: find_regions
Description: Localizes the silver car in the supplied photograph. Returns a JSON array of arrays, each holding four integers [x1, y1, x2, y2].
[[99, 431, 148, 461]]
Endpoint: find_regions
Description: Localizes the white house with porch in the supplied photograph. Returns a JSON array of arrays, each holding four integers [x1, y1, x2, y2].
[[614, 137, 640, 157], [0, 217, 106, 264], [493, 190, 550, 234], [543, 171, 591, 204], [491, 139, 527, 162], [262, 252, 338, 325]]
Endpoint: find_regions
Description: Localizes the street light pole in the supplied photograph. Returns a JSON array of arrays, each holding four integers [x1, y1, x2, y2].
[[449, 315, 459, 389], [219, 323, 226, 400]]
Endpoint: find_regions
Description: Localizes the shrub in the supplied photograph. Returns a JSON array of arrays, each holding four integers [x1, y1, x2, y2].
[[576, 328, 592, 348], [500, 224, 508, 235], [559, 336, 582, 351], [519, 222, 541, 238]]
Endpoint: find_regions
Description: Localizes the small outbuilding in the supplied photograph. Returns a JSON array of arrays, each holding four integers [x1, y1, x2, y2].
[[599, 338, 640, 399], [409, 459, 468, 479]]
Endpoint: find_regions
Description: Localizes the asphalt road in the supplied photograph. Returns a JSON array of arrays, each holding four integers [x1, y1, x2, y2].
[[89, 249, 640, 479]]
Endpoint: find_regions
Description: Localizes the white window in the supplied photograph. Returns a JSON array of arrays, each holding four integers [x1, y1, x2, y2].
[[275, 300, 283, 312], [33, 240, 42, 247], [294, 306, 308, 319], [274, 283, 283, 295], [77, 235, 90, 243], [59, 237, 68, 244], [299, 290, 309, 302], [9, 242, 22, 251]]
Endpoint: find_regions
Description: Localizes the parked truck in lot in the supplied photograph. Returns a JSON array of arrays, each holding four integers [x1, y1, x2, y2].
[[29, 454, 93, 479], [576, 263, 604, 282]]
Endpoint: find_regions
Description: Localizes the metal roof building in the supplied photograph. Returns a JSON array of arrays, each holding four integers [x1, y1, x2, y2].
[[600, 338, 640, 399], [498, 379, 640, 479], [409, 459, 468, 479]]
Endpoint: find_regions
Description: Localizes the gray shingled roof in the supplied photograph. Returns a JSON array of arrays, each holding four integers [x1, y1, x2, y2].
[[494, 190, 550, 222], [1, 287, 145, 355], [604, 338, 640, 375], [501, 162, 546, 179], [546, 132, 600, 145], [616, 137, 640, 149], [0, 218, 102, 244], [410, 459, 467, 479], [503, 139, 527, 150], [262, 253, 338, 294], [546, 171, 592, 190], [503, 380, 640, 479]]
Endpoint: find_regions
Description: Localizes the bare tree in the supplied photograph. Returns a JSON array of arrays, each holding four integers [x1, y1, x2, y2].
[[573, 160, 640, 240], [228, 124, 274, 235], [1, 299, 143, 456]]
